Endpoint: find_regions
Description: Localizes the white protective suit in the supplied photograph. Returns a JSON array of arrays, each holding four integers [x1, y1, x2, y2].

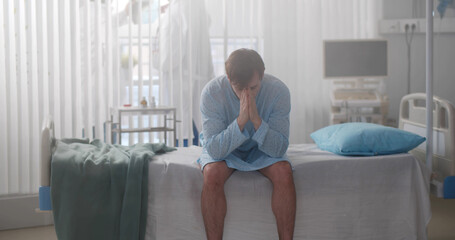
[[156, 0, 214, 143]]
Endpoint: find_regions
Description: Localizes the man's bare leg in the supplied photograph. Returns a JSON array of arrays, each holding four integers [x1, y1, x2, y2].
[[201, 161, 235, 240], [259, 161, 296, 240]]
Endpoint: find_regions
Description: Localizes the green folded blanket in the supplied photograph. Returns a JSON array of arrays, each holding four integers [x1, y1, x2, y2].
[[51, 139, 175, 240]]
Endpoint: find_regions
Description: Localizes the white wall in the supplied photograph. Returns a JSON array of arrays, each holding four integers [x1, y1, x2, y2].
[[0, 195, 53, 230], [382, 0, 455, 123]]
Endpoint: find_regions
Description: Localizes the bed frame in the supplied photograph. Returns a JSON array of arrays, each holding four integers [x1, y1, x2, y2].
[[399, 93, 455, 198], [39, 114, 433, 239], [38, 116, 55, 211]]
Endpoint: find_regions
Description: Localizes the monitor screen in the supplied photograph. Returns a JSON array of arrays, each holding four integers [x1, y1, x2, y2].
[[323, 40, 388, 79]]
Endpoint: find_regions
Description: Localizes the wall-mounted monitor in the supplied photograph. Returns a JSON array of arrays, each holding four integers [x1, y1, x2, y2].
[[323, 39, 388, 79]]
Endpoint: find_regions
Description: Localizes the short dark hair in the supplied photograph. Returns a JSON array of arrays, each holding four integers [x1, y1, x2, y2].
[[225, 48, 265, 88]]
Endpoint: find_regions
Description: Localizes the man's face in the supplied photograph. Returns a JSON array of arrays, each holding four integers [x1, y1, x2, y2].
[[230, 71, 262, 99]]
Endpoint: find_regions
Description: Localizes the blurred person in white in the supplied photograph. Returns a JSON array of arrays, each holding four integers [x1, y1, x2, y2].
[[77, 0, 132, 139], [78, 0, 157, 140], [153, 0, 214, 146], [79, 0, 158, 103], [117, 0, 161, 106]]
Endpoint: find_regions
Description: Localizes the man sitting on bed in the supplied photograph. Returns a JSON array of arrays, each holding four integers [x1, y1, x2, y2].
[[198, 48, 296, 240]]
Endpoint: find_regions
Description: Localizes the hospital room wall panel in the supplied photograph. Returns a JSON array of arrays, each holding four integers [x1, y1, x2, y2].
[[428, 34, 455, 108], [382, 0, 455, 124], [0, 196, 53, 230], [383, 0, 426, 19]]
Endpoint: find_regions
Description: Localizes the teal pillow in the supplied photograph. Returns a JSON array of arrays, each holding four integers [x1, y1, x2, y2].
[[310, 123, 426, 156]]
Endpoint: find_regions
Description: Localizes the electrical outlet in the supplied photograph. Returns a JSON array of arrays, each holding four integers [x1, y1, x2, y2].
[[400, 19, 420, 33], [379, 18, 455, 34]]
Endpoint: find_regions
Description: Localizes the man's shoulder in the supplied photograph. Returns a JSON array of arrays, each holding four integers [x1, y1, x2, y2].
[[262, 74, 289, 94], [202, 75, 229, 99], [203, 75, 228, 91]]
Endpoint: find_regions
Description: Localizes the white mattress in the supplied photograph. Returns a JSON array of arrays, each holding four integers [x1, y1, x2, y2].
[[145, 144, 431, 240]]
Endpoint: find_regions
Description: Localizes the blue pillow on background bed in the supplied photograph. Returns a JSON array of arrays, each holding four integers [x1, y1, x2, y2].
[[310, 122, 426, 156]]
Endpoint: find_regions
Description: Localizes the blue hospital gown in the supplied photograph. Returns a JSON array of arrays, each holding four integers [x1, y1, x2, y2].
[[197, 73, 291, 171]]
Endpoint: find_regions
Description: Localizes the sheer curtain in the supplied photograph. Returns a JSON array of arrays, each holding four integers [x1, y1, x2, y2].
[[263, 0, 382, 143]]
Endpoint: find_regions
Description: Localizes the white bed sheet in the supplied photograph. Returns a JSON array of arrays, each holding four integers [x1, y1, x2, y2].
[[145, 144, 431, 240]]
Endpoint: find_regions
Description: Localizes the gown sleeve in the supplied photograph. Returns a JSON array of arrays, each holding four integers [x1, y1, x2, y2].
[[251, 85, 290, 158], [200, 89, 249, 160]]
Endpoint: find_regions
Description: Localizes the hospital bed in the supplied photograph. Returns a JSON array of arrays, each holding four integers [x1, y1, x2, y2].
[[40, 117, 432, 239], [399, 93, 455, 198]]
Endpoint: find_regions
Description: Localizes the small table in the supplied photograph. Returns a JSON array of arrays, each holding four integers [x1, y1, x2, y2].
[[110, 106, 177, 146]]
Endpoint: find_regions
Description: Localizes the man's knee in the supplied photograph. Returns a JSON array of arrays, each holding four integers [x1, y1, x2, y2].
[[268, 161, 294, 186], [203, 162, 231, 191]]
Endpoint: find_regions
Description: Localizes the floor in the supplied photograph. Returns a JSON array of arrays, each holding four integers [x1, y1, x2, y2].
[[427, 195, 455, 240], [0, 195, 454, 240], [0, 225, 56, 240]]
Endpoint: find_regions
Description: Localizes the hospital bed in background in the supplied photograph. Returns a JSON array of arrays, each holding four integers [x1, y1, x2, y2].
[[39, 116, 432, 240], [399, 93, 455, 198]]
